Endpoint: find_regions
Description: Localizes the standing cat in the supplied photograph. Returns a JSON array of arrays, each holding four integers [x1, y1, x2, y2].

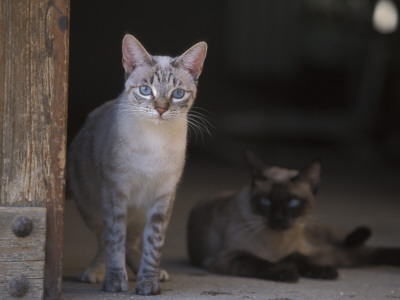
[[67, 34, 207, 295], [187, 151, 400, 282]]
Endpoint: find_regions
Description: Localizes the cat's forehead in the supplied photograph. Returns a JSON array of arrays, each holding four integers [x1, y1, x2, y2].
[[263, 167, 299, 183], [152, 55, 174, 67], [126, 55, 194, 88]]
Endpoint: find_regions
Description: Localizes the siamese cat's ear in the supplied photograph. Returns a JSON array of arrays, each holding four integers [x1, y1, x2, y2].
[[175, 41, 207, 80], [245, 150, 267, 183], [122, 34, 153, 74], [298, 159, 321, 193]]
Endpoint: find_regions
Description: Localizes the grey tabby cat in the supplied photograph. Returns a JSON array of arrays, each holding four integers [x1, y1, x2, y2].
[[67, 34, 207, 295], [188, 151, 400, 282]]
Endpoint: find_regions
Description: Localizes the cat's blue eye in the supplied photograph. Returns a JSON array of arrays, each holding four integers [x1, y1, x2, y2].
[[288, 198, 301, 208], [260, 198, 271, 207], [172, 88, 185, 99], [139, 85, 152, 96]]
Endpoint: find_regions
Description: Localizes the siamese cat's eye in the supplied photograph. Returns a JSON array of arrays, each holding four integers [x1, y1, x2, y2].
[[260, 197, 271, 207], [172, 88, 185, 99], [139, 85, 152, 96], [288, 198, 300, 208]]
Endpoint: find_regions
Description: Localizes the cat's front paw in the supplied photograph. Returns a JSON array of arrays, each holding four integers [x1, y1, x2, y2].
[[301, 265, 338, 280], [265, 265, 299, 283], [135, 278, 160, 295], [274, 268, 299, 283], [102, 269, 128, 292]]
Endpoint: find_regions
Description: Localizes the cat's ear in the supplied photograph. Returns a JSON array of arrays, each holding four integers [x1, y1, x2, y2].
[[298, 159, 321, 193], [245, 150, 267, 183], [175, 42, 207, 80], [122, 34, 153, 74]]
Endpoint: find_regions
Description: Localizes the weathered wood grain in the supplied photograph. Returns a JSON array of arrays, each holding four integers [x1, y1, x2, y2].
[[0, 279, 44, 300], [0, 0, 70, 299], [0, 207, 46, 300], [0, 207, 46, 262]]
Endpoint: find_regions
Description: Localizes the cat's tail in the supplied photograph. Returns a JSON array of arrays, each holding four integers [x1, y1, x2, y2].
[[343, 226, 400, 266], [367, 247, 400, 266]]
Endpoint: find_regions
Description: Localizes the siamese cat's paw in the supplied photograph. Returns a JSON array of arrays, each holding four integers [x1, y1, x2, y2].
[[300, 265, 338, 280], [77, 264, 105, 283], [266, 265, 299, 283], [102, 269, 128, 292], [135, 277, 160, 295]]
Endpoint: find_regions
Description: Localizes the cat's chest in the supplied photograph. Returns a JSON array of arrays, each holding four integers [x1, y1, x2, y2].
[[228, 226, 303, 263], [108, 119, 186, 206], [117, 119, 187, 171], [257, 230, 303, 262]]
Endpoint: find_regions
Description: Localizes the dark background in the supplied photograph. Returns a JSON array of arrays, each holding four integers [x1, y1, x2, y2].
[[64, 2, 400, 291], [68, 0, 400, 167]]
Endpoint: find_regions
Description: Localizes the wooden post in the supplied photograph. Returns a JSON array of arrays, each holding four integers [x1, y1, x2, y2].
[[0, 0, 70, 299], [0, 207, 47, 299]]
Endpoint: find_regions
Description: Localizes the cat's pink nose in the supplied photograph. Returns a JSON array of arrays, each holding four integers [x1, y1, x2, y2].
[[156, 107, 167, 116]]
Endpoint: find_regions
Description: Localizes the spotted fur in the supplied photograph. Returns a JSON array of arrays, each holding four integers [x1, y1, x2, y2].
[[67, 34, 207, 295]]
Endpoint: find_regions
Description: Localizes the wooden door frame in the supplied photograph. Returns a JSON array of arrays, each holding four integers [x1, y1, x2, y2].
[[0, 0, 70, 299]]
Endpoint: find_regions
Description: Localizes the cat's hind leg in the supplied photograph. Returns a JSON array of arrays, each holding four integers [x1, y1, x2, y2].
[[73, 200, 106, 284], [344, 226, 372, 248], [77, 234, 106, 283]]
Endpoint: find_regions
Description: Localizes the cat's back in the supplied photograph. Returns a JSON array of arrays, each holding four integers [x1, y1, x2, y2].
[[87, 100, 114, 125], [67, 100, 115, 189], [70, 100, 115, 150]]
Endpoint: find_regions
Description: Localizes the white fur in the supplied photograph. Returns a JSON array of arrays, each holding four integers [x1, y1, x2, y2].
[[68, 34, 207, 294], [103, 94, 187, 208]]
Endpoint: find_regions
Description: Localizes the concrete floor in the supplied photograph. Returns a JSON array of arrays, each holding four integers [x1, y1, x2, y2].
[[62, 142, 400, 300]]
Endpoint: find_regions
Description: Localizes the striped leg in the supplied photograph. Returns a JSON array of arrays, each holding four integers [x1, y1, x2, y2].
[[135, 194, 174, 295]]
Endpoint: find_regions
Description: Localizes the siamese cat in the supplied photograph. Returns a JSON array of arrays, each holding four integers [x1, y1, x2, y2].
[[68, 34, 207, 295], [187, 151, 400, 282]]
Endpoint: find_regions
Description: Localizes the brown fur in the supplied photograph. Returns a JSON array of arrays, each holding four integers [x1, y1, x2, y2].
[[187, 151, 400, 282]]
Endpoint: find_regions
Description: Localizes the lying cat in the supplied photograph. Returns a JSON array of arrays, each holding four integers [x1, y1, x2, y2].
[[68, 34, 207, 295], [187, 151, 400, 282]]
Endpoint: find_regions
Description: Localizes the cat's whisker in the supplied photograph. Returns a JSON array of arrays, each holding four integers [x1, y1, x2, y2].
[[188, 111, 214, 131], [188, 118, 212, 138], [189, 108, 213, 124], [189, 123, 206, 143], [175, 115, 198, 141], [190, 106, 210, 112], [246, 224, 266, 242], [187, 115, 212, 142], [181, 115, 209, 144], [231, 218, 266, 240]]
